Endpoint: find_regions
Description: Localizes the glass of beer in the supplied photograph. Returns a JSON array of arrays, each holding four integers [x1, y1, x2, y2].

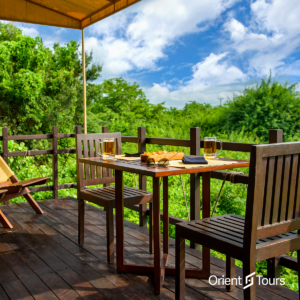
[[204, 137, 222, 159], [99, 138, 116, 160]]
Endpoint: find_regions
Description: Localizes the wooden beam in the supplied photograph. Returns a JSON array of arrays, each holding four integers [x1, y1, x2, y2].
[[81, 0, 141, 28]]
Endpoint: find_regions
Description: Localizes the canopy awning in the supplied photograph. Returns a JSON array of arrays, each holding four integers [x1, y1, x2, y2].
[[0, 0, 140, 29]]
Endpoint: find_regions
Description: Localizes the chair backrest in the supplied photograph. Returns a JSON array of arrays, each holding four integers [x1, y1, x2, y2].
[[244, 142, 300, 249], [0, 156, 14, 184], [76, 132, 122, 189]]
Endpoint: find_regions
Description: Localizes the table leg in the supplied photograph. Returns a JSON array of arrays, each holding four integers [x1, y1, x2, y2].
[[115, 170, 124, 272], [202, 172, 211, 277], [153, 177, 161, 295], [163, 177, 169, 255], [190, 172, 200, 249]]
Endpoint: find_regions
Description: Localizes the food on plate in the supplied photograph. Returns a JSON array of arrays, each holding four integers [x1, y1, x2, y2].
[[140, 151, 184, 162]]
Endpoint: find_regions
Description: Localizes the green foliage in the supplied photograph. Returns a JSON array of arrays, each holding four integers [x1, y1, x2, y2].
[[223, 75, 300, 140], [0, 22, 102, 136], [87, 78, 166, 135]]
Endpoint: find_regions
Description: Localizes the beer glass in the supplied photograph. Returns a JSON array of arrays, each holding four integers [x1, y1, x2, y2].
[[99, 138, 116, 160], [204, 137, 222, 159]]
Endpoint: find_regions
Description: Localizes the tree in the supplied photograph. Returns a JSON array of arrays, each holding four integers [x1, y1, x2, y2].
[[223, 75, 300, 140], [87, 78, 166, 135], [0, 22, 102, 136]]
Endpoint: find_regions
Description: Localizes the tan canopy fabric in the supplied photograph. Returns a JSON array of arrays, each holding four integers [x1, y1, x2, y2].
[[0, 0, 140, 29]]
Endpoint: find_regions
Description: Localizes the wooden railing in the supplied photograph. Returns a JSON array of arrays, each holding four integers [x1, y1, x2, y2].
[[0, 126, 296, 276]]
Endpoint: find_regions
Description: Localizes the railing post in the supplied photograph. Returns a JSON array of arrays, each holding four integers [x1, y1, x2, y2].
[[190, 127, 200, 249], [2, 128, 9, 204], [75, 126, 82, 135], [269, 129, 283, 144], [267, 129, 283, 280], [102, 126, 108, 134], [52, 126, 58, 200], [2, 128, 8, 164], [138, 127, 147, 227]]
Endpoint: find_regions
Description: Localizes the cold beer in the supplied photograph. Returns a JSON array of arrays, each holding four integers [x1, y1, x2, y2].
[[204, 140, 217, 155], [99, 138, 116, 160], [204, 137, 222, 159], [103, 140, 115, 156]]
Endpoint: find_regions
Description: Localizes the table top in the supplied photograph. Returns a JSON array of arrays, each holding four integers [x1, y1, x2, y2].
[[79, 156, 250, 177]]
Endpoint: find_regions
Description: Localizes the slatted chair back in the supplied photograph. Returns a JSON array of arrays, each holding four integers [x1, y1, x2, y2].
[[0, 156, 14, 184], [76, 133, 122, 189], [244, 142, 300, 249]]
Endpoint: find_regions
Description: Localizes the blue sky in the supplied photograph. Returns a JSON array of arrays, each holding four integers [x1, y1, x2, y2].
[[2, 0, 300, 108]]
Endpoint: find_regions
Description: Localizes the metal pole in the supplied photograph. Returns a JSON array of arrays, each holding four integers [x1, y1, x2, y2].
[[82, 29, 87, 134]]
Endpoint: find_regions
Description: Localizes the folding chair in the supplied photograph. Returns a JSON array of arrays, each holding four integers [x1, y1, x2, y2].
[[0, 156, 49, 228]]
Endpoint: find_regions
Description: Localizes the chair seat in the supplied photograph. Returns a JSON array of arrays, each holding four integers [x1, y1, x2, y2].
[[177, 214, 300, 261], [80, 185, 152, 208]]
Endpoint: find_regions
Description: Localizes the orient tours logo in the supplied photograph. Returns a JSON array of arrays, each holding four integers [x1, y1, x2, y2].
[[244, 272, 256, 289], [209, 273, 285, 288]]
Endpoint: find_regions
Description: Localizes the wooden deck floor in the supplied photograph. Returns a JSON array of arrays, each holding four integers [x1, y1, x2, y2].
[[0, 197, 298, 300]]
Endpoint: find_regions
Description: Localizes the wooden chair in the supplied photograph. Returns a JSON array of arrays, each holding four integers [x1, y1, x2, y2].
[[0, 156, 49, 228], [76, 132, 153, 264], [176, 142, 300, 300]]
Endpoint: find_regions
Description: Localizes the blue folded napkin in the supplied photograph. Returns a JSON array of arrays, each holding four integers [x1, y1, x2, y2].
[[125, 152, 144, 157], [182, 156, 208, 164]]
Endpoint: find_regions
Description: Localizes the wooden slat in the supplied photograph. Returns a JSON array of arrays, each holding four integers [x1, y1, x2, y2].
[[3, 252, 58, 299], [0, 256, 33, 300], [287, 154, 299, 220], [83, 139, 90, 180], [294, 154, 300, 219], [272, 156, 284, 223], [8, 134, 52, 140], [95, 137, 102, 179], [210, 170, 249, 184], [89, 139, 96, 180], [121, 136, 139, 143], [262, 156, 275, 226], [146, 137, 190, 147], [29, 183, 77, 193], [279, 155, 291, 222]]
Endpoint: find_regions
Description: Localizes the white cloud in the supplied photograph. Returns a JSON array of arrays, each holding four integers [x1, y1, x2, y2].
[[224, 0, 300, 76], [86, 0, 239, 78], [18, 26, 39, 38], [145, 52, 246, 107]]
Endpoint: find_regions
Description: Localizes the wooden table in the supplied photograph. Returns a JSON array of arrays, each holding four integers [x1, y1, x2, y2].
[[78, 157, 250, 295]]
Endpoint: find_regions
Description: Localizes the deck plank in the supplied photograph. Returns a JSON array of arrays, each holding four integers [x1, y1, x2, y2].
[[0, 197, 298, 300]]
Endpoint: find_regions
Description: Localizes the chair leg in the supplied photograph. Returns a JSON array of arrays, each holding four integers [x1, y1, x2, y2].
[[78, 198, 85, 245], [23, 191, 43, 214], [106, 206, 114, 264], [149, 203, 154, 254], [0, 210, 12, 229], [175, 228, 185, 300], [267, 257, 280, 282], [243, 257, 256, 300], [226, 256, 235, 291]]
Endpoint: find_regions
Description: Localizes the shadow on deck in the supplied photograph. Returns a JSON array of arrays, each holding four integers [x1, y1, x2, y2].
[[0, 197, 297, 300]]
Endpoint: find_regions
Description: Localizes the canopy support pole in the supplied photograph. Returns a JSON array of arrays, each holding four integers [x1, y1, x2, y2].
[[82, 29, 87, 134]]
